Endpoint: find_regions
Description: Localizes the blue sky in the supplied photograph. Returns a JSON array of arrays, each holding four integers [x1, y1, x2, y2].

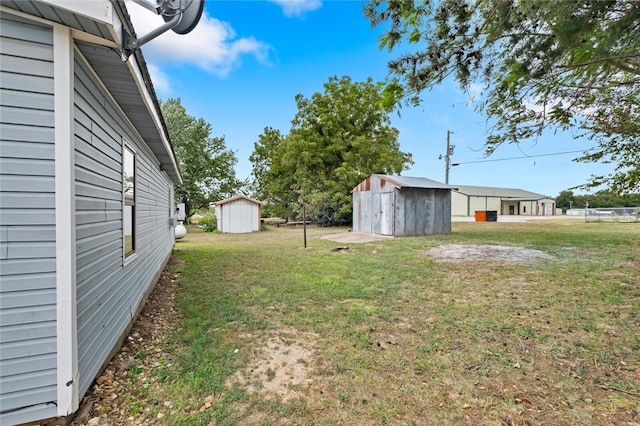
[[127, 0, 614, 198]]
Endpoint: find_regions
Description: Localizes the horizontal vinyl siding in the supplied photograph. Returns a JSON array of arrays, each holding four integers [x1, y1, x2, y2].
[[0, 12, 58, 424], [0, 386, 58, 426], [73, 53, 175, 399]]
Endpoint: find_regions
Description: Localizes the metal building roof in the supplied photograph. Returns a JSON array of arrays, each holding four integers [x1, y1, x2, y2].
[[352, 175, 452, 192], [377, 175, 453, 189], [452, 185, 551, 200]]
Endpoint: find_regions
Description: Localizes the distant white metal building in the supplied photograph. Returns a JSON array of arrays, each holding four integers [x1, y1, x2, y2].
[[352, 175, 453, 237], [214, 195, 264, 233], [451, 185, 556, 216]]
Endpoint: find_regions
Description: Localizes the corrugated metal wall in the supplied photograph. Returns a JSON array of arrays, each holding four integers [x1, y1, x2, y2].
[[0, 13, 59, 425], [352, 175, 394, 235], [352, 190, 371, 233], [73, 52, 174, 398], [353, 175, 451, 237], [394, 188, 451, 237]]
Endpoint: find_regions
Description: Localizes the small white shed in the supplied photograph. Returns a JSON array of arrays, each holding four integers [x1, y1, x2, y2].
[[214, 195, 264, 233]]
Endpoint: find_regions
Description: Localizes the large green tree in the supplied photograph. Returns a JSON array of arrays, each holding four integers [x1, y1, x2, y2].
[[250, 75, 413, 225], [365, 0, 640, 193], [555, 189, 640, 209], [161, 98, 240, 219], [248, 127, 293, 218]]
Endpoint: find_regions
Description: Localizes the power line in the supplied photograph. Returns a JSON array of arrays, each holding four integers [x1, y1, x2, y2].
[[451, 148, 595, 166]]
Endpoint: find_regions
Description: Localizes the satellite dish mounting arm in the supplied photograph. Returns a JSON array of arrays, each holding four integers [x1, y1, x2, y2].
[[122, 0, 191, 61], [122, 12, 183, 60]]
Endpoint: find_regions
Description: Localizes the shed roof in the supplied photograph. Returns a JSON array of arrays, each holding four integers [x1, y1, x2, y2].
[[353, 174, 452, 192], [452, 185, 552, 200], [215, 195, 265, 206], [381, 175, 453, 189]]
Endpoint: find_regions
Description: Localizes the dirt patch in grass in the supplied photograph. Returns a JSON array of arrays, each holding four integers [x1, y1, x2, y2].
[[428, 243, 554, 263], [226, 328, 318, 401]]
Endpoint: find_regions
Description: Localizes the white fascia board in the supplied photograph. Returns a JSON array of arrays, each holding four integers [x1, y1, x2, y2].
[[71, 27, 119, 49], [52, 0, 125, 48], [40, 0, 115, 25], [37, 1, 123, 49], [0, 3, 121, 49], [101, 4, 181, 183], [54, 23, 79, 416], [125, 53, 182, 182]]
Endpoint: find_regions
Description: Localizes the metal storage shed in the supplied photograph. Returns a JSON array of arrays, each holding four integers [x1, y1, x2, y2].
[[214, 195, 264, 233], [0, 1, 181, 424], [352, 175, 452, 237]]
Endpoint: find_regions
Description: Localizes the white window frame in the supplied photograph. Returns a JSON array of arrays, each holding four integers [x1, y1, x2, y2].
[[123, 139, 137, 262]]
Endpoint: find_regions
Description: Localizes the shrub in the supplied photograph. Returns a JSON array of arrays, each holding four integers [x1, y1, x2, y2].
[[198, 214, 217, 232]]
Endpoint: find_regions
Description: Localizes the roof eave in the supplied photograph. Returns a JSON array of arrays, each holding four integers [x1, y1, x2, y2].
[[2, 0, 182, 184]]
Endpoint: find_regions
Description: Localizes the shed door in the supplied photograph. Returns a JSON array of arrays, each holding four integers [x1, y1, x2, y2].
[[373, 192, 394, 236]]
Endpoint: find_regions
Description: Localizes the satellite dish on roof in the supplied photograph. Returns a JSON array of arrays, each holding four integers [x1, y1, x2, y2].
[[122, 0, 205, 60], [162, 0, 205, 34]]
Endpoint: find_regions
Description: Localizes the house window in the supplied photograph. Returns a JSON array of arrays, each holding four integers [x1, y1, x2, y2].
[[123, 143, 136, 257], [523, 206, 527, 213]]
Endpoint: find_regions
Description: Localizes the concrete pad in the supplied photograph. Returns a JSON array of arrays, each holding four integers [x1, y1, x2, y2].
[[321, 232, 393, 243]]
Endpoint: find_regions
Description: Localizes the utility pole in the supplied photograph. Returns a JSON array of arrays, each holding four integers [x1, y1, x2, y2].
[[439, 130, 455, 184]]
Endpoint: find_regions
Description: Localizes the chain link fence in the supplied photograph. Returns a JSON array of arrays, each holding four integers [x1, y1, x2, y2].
[[567, 207, 639, 222]]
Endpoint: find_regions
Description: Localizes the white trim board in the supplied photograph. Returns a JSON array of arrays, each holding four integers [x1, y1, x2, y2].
[[54, 23, 79, 416]]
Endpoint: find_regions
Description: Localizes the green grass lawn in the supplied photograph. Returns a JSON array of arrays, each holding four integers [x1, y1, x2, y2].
[[144, 220, 639, 425]]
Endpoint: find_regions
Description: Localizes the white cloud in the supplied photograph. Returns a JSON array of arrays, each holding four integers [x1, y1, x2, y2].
[[146, 63, 171, 96], [268, 0, 322, 17], [126, 1, 270, 76]]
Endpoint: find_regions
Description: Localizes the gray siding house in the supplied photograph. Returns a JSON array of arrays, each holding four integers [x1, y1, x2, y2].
[[0, 1, 181, 424], [352, 175, 452, 237]]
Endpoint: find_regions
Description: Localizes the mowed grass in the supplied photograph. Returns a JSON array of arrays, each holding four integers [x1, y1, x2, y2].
[[152, 220, 639, 425]]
